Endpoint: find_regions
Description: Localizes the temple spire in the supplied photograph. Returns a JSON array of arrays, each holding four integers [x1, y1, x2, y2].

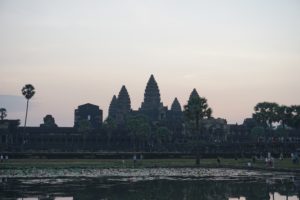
[[141, 74, 161, 111], [117, 85, 131, 113], [171, 97, 182, 112], [108, 95, 118, 119], [139, 75, 164, 121], [189, 88, 200, 100]]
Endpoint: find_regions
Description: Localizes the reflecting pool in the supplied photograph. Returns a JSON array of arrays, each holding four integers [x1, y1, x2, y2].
[[0, 168, 299, 200]]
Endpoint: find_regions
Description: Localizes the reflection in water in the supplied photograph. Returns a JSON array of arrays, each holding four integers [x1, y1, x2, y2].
[[16, 198, 73, 200], [17, 198, 38, 200], [271, 193, 299, 200], [1, 175, 299, 200]]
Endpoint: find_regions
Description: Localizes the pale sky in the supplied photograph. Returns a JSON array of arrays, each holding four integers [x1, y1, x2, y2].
[[0, 0, 300, 126]]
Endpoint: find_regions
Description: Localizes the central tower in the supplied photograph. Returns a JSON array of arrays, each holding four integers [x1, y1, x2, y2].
[[140, 75, 164, 121]]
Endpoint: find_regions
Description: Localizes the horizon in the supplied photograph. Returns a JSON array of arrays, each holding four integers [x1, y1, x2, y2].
[[1, 73, 299, 127], [1, 0, 300, 126]]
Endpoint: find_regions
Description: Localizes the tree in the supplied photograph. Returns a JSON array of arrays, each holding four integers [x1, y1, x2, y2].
[[21, 84, 35, 129], [243, 118, 257, 130], [253, 102, 279, 129], [250, 126, 265, 139], [276, 105, 293, 129], [289, 105, 300, 129], [0, 108, 7, 120], [184, 97, 212, 130], [126, 115, 151, 152], [154, 127, 171, 151], [184, 91, 212, 165], [103, 117, 117, 150]]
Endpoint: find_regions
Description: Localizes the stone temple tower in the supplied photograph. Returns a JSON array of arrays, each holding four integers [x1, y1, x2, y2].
[[117, 85, 131, 114], [189, 88, 200, 100], [108, 95, 118, 119], [171, 97, 182, 112], [108, 85, 131, 124], [168, 97, 183, 122], [140, 75, 165, 121], [167, 97, 183, 133]]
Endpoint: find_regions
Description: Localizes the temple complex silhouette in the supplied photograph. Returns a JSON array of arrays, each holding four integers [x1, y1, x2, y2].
[[75, 74, 223, 129], [0, 75, 299, 154], [107, 74, 183, 125]]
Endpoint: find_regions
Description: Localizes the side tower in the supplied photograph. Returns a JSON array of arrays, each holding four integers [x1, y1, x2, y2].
[[166, 97, 183, 134], [108, 85, 131, 124], [116, 85, 131, 124], [108, 95, 118, 120], [171, 98, 182, 114], [167, 97, 183, 121], [140, 75, 165, 121], [189, 88, 200, 100]]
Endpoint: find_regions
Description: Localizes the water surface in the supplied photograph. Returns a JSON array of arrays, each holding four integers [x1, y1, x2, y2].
[[1, 168, 299, 200]]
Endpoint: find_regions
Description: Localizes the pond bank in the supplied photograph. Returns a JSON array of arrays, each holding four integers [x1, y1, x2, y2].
[[1, 158, 299, 174], [1, 167, 299, 179]]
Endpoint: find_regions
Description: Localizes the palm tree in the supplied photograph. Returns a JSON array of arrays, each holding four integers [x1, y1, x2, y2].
[[22, 84, 35, 129], [0, 108, 7, 120], [184, 89, 212, 165]]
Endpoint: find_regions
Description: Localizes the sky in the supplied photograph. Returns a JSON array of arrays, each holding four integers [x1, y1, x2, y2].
[[0, 0, 300, 126]]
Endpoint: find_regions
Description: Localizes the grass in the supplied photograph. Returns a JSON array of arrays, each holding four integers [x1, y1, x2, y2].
[[1, 158, 299, 171]]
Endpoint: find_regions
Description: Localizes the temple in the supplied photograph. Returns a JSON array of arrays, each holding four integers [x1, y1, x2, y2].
[[2, 74, 297, 154], [106, 74, 230, 131], [108, 75, 180, 125]]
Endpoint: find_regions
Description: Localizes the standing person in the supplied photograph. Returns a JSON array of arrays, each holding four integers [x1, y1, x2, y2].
[[133, 154, 137, 167], [217, 157, 221, 166], [252, 156, 256, 164], [291, 153, 295, 164], [279, 153, 284, 160], [0, 154, 3, 162]]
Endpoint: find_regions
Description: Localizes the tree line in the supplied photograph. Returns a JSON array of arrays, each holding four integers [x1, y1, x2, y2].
[[1, 84, 299, 158], [253, 102, 300, 130]]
